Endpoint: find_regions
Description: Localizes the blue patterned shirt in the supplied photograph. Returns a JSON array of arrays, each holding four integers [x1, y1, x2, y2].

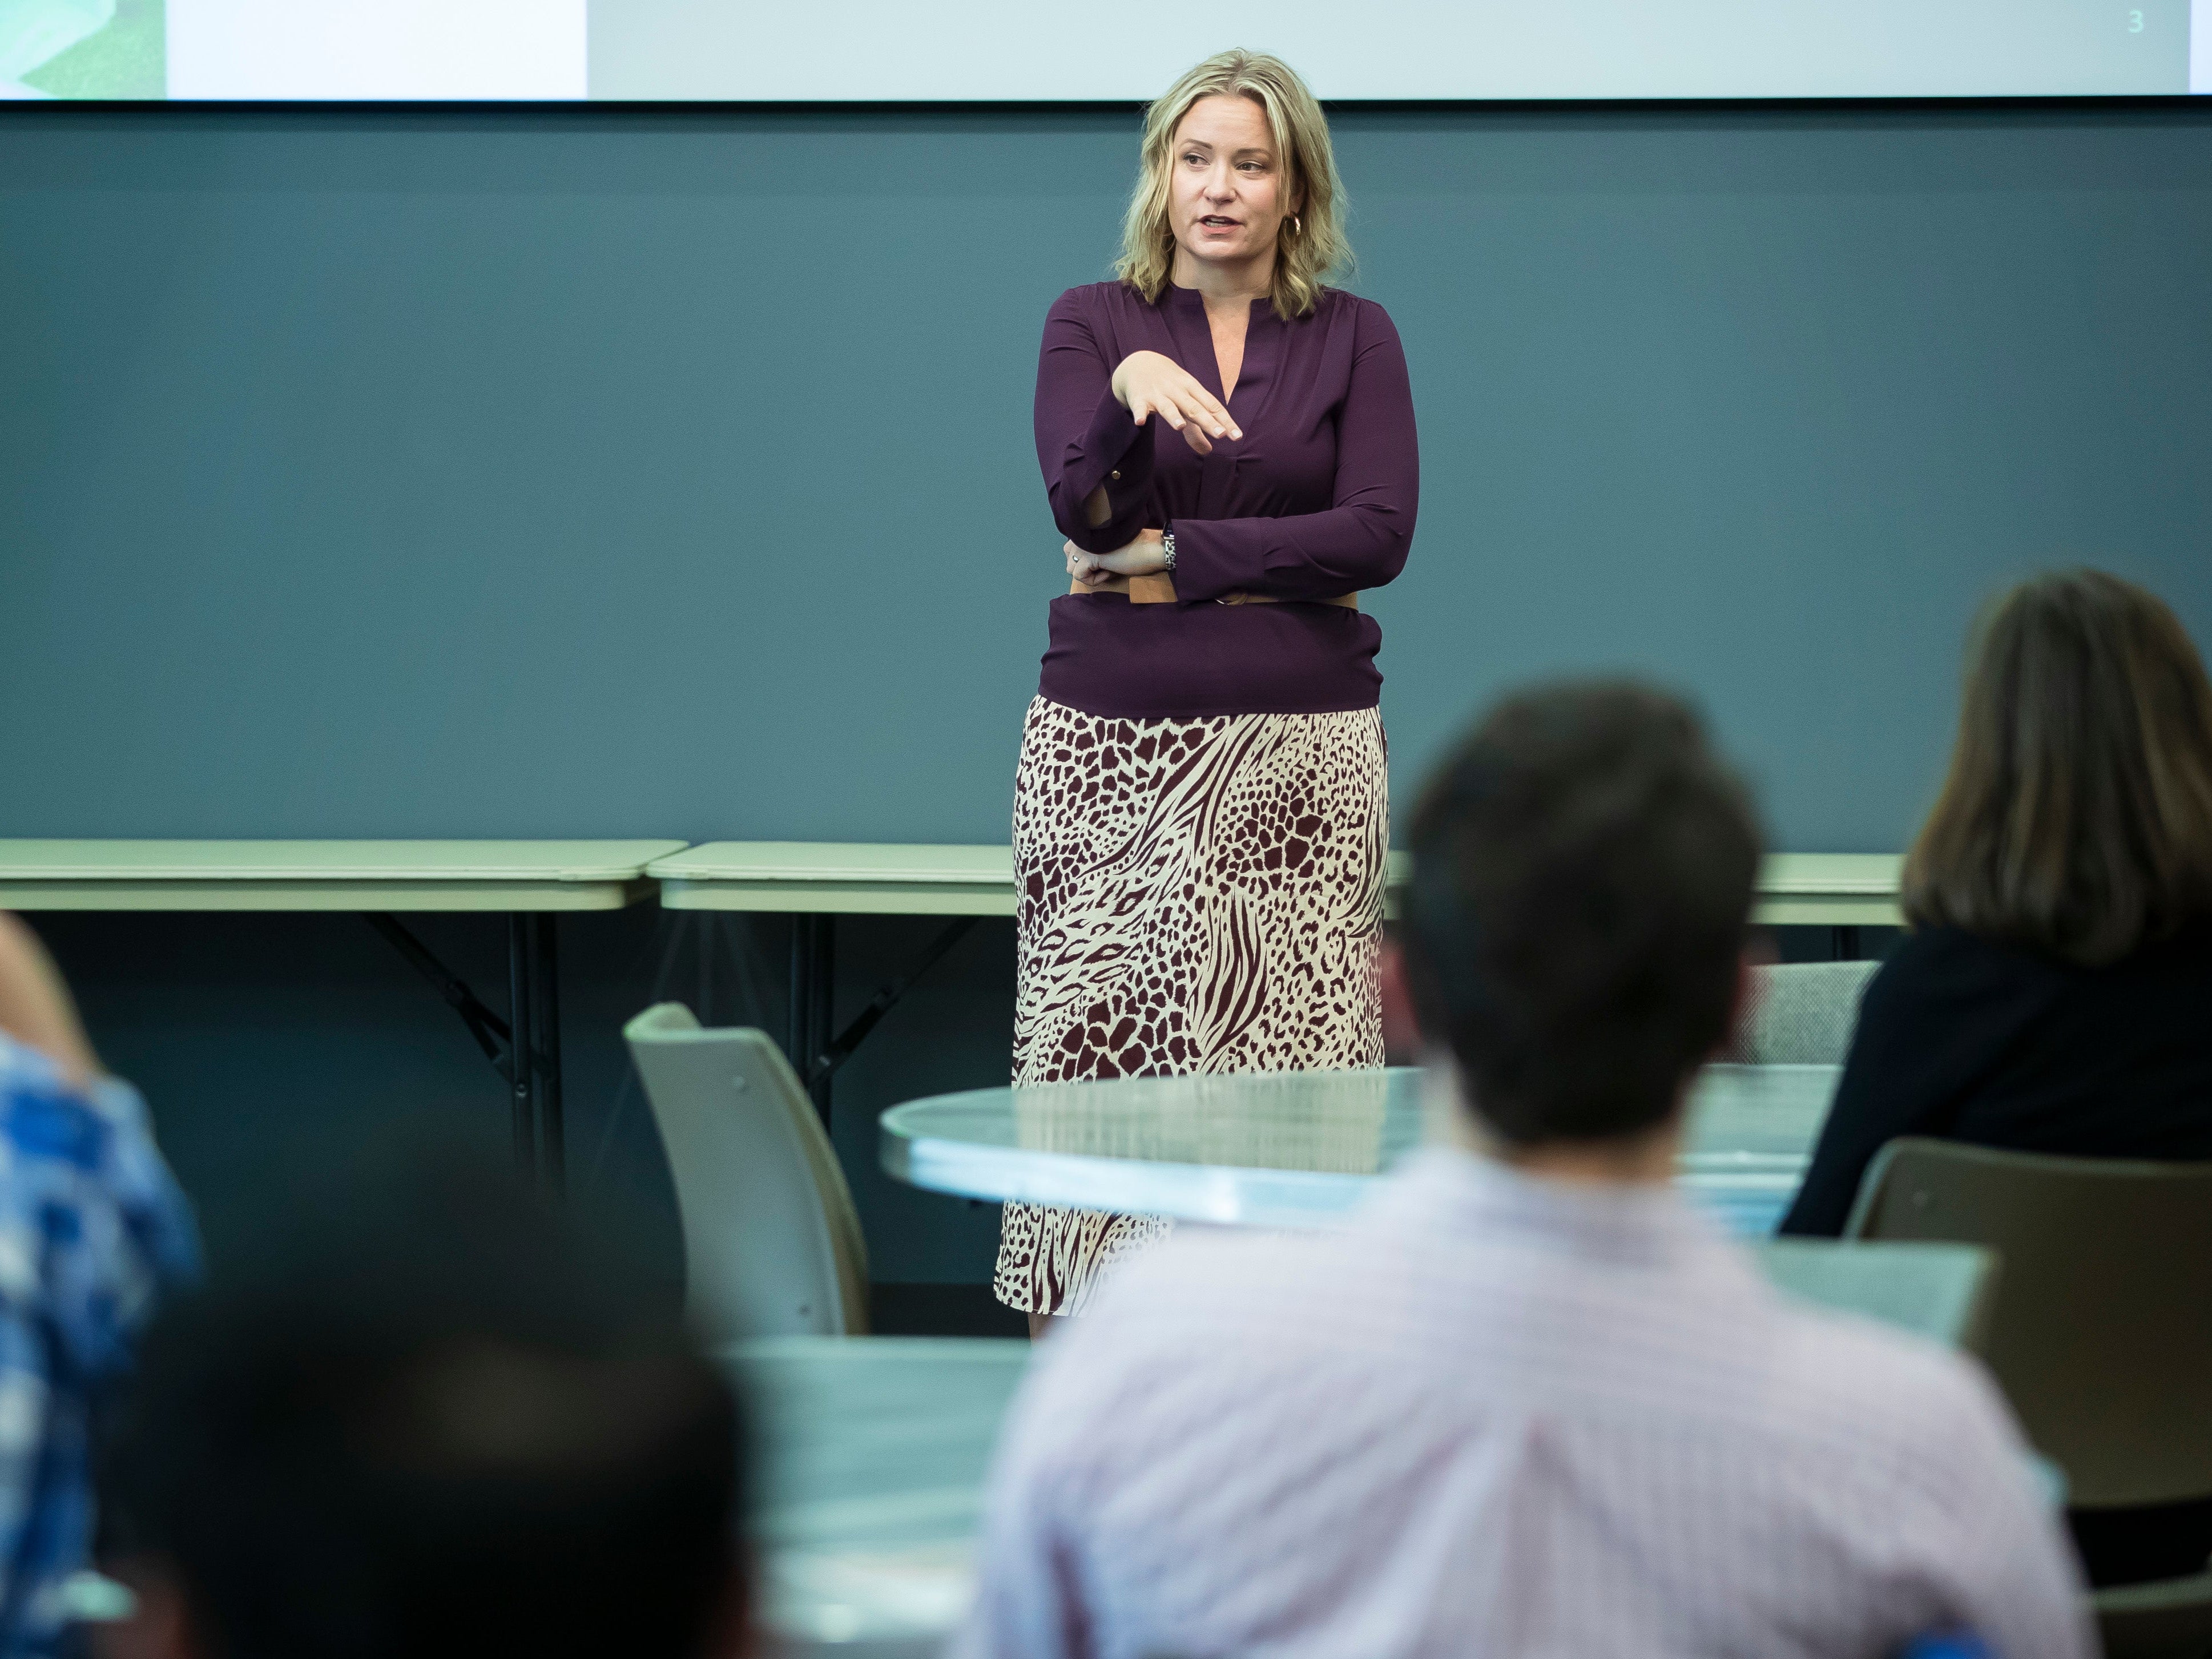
[[0, 1035, 196, 1656]]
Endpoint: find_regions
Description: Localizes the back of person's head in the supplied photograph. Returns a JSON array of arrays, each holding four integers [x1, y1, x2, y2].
[[103, 1148, 746, 1659], [1904, 568, 2212, 967], [1401, 681, 1762, 1146]]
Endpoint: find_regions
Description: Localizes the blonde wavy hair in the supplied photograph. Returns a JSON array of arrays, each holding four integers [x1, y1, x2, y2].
[[1115, 50, 1349, 320]]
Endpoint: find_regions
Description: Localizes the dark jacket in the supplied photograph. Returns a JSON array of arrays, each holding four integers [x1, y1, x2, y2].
[[1780, 924, 2212, 1237]]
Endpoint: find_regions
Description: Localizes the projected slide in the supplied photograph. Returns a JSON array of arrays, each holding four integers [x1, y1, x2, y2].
[[1, 0, 2206, 100], [0, 0, 587, 98], [593, 0, 2206, 99]]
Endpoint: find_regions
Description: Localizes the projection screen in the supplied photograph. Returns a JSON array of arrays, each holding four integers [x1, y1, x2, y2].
[[2, 0, 2207, 101]]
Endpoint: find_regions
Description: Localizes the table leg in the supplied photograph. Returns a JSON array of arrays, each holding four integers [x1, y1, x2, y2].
[[787, 914, 835, 1128], [507, 914, 537, 1176], [534, 914, 564, 1194], [369, 913, 553, 1186], [809, 916, 835, 1124], [1831, 924, 1862, 960], [785, 917, 807, 1074]]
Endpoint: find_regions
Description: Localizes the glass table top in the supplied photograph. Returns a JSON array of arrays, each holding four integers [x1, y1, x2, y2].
[[732, 1335, 1032, 1647], [881, 1063, 1840, 1236]]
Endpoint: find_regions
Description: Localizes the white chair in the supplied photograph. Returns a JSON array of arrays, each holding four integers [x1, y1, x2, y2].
[[1723, 959, 1879, 1064], [624, 1004, 869, 1339]]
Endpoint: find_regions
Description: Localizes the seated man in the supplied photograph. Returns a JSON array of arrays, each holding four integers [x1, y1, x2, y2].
[[956, 683, 2088, 1659], [96, 1154, 751, 1659], [0, 915, 195, 1656]]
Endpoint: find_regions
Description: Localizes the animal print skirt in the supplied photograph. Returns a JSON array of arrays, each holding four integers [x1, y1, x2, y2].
[[992, 696, 1388, 1316]]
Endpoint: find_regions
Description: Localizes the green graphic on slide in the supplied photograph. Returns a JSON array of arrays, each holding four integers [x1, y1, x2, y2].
[[2, 0, 163, 99]]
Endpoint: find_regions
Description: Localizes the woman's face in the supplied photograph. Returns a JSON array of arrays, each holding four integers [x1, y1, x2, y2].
[[1168, 93, 1298, 273]]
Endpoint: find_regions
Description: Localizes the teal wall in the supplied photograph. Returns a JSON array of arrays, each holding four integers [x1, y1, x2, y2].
[[2, 105, 2209, 1282]]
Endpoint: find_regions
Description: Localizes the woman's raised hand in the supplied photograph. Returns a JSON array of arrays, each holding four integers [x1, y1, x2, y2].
[[1110, 351, 1240, 456]]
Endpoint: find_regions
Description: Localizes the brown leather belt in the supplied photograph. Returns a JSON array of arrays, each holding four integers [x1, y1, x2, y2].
[[1069, 574, 1357, 608]]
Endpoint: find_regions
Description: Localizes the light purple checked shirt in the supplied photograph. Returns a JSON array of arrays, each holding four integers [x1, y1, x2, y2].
[[956, 1145, 2091, 1659]]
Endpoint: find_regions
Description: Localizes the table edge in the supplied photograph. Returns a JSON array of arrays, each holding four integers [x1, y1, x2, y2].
[[0, 877, 660, 912], [648, 843, 1900, 912], [0, 839, 690, 883]]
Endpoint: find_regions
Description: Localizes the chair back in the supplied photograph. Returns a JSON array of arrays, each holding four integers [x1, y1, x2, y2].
[[1725, 960, 1878, 1064], [625, 1004, 868, 1339], [1846, 1138, 2212, 1507], [1752, 1239, 1999, 1353]]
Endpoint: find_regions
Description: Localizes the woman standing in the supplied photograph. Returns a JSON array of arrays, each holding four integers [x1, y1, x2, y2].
[[996, 50, 1418, 1327]]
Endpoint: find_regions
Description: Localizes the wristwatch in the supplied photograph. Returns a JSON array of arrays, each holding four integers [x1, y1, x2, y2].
[[1161, 528, 1177, 572]]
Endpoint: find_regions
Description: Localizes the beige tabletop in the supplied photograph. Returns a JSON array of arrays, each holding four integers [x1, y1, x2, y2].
[[0, 840, 689, 911], [654, 842, 1026, 916], [1755, 853, 1904, 926], [654, 842, 1901, 927]]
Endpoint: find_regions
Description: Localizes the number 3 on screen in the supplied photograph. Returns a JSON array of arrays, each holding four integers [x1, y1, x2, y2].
[[2128, 8, 2143, 29]]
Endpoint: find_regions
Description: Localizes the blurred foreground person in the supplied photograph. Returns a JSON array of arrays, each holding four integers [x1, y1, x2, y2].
[[96, 1155, 751, 1659], [0, 915, 195, 1655], [1786, 569, 2212, 1238], [956, 683, 2088, 1659]]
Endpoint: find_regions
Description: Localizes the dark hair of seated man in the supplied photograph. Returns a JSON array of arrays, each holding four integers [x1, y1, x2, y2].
[[97, 1154, 748, 1659], [1399, 680, 1761, 1147]]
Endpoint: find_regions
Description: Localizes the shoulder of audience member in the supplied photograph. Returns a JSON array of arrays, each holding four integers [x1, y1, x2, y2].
[[0, 1028, 154, 1141], [1872, 923, 1989, 979], [1115, 1222, 1321, 1322], [0, 1028, 75, 1100], [1860, 923, 2065, 1015], [1762, 1290, 2032, 1504], [990, 1235, 1291, 1512], [978, 1246, 1208, 1506], [1024, 1226, 1313, 1408]]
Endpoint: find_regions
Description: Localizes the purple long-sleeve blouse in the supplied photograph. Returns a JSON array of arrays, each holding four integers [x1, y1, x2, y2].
[[1032, 280, 1419, 720]]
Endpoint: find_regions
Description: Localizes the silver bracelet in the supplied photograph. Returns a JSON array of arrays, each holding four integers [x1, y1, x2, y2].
[[1161, 530, 1176, 572]]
